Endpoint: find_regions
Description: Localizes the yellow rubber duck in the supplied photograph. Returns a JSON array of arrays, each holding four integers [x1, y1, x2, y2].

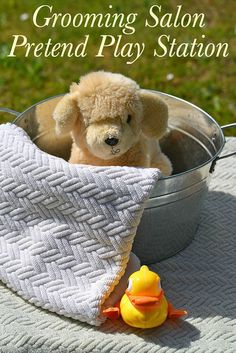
[[103, 265, 187, 328]]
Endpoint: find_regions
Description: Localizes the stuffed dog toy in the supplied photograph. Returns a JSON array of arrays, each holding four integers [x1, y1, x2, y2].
[[53, 71, 172, 176]]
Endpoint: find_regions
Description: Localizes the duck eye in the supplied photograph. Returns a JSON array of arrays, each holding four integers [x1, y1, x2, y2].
[[127, 114, 132, 124], [127, 279, 132, 291]]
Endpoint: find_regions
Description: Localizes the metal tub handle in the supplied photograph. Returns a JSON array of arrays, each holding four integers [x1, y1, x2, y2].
[[0, 107, 20, 117], [210, 123, 236, 173]]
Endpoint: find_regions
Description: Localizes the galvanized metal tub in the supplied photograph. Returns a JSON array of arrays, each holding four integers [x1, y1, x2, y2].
[[1, 91, 235, 264]]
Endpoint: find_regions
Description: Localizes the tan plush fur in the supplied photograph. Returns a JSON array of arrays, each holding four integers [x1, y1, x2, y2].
[[53, 71, 172, 176]]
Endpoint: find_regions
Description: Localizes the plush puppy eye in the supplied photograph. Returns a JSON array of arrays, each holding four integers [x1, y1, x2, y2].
[[127, 114, 132, 124]]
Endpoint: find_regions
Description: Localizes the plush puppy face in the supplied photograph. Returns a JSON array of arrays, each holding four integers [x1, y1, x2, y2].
[[53, 71, 168, 161], [70, 72, 143, 160]]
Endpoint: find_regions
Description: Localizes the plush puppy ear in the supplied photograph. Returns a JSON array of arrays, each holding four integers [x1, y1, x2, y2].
[[53, 88, 80, 135], [139, 90, 168, 139]]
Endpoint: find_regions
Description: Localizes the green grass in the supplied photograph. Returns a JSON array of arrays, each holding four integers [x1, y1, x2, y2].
[[0, 0, 235, 135]]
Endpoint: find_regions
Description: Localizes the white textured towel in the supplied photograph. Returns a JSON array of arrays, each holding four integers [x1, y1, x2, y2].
[[0, 124, 159, 326]]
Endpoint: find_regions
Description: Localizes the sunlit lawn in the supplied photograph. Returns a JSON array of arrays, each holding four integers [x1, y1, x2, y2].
[[0, 0, 235, 135]]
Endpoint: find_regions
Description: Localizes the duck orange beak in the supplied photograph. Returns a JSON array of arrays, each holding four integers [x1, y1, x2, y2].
[[126, 289, 164, 309]]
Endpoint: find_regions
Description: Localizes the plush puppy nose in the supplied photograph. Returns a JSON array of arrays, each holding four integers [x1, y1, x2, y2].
[[105, 137, 119, 146]]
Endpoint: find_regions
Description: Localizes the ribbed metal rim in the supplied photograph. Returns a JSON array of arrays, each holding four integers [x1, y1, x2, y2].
[[14, 91, 225, 180], [150, 91, 225, 179]]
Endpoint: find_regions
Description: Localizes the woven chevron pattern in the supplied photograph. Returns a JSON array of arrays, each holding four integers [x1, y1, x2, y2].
[[0, 123, 159, 326], [0, 134, 236, 353]]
